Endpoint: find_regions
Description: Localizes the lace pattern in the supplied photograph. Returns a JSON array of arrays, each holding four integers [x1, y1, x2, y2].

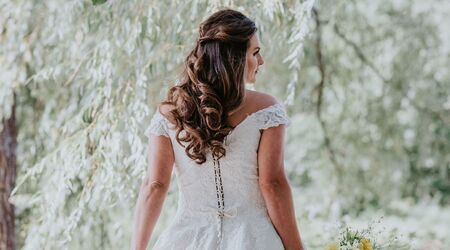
[[254, 103, 291, 130], [150, 101, 289, 250], [145, 110, 170, 138]]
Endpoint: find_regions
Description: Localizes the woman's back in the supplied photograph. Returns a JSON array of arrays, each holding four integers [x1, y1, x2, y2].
[[131, 8, 305, 250], [145, 90, 291, 250]]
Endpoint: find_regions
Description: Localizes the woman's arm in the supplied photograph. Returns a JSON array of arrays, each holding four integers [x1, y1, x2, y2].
[[130, 134, 175, 250], [257, 123, 306, 250]]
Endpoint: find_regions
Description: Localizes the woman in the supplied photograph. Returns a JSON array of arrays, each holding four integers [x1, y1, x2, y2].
[[131, 8, 306, 250]]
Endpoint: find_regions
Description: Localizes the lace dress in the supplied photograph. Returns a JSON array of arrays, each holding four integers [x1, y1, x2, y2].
[[145, 102, 291, 250]]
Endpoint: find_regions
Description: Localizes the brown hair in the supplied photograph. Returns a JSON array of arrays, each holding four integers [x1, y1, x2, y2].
[[159, 8, 257, 164]]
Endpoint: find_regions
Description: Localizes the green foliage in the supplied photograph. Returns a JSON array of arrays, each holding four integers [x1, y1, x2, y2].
[[325, 222, 410, 250], [1, 0, 449, 249], [92, 0, 107, 6]]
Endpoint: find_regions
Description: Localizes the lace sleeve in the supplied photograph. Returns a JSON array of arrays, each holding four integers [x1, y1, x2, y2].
[[255, 103, 291, 130], [145, 110, 170, 138]]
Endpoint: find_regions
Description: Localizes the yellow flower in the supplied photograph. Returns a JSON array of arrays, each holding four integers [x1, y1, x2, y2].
[[359, 238, 373, 250], [325, 241, 340, 250]]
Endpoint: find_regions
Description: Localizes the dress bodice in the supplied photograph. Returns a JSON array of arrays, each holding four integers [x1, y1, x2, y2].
[[145, 102, 291, 250]]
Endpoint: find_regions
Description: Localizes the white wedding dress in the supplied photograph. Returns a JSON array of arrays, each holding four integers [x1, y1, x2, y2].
[[145, 102, 291, 250]]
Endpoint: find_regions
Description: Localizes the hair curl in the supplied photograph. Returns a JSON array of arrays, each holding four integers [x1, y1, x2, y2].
[[159, 8, 257, 164]]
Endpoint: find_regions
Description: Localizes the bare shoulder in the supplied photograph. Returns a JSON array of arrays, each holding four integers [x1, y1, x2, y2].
[[247, 89, 279, 110]]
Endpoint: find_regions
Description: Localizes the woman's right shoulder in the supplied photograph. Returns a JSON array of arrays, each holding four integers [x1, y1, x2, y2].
[[247, 89, 279, 109], [246, 90, 290, 130]]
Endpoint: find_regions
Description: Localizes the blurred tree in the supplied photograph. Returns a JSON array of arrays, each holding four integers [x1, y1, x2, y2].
[[1, 0, 449, 249], [0, 95, 16, 250], [1, 0, 315, 248]]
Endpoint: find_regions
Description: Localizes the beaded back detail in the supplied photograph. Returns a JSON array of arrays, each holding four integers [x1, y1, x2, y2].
[[146, 102, 291, 250]]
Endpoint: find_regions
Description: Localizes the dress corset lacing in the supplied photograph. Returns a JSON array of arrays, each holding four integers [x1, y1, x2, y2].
[[145, 103, 291, 250], [211, 154, 236, 250]]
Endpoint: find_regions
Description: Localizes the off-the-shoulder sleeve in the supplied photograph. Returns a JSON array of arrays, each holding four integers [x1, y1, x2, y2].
[[145, 110, 170, 138], [254, 103, 291, 130]]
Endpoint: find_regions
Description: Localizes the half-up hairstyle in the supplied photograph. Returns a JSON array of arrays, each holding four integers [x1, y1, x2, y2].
[[159, 8, 257, 164]]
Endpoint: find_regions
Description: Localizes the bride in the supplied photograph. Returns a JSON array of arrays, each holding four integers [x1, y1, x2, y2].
[[131, 8, 306, 250]]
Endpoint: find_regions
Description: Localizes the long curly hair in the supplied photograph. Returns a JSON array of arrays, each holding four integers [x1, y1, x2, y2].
[[158, 8, 257, 164]]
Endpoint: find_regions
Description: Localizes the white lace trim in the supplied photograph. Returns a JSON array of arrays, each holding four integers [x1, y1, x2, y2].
[[254, 103, 291, 130], [145, 110, 170, 138], [149, 103, 287, 249]]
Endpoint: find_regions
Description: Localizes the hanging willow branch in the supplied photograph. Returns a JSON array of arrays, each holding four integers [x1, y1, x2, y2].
[[313, 7, 343, 179], [333, 23, 450, 126]]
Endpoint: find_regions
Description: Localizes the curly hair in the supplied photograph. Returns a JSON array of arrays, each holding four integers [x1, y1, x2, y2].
[[158, 8, 257, 164]]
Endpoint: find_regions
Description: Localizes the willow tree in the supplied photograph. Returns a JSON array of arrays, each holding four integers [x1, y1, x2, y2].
[[2, 0, 449, 249], [0, 98, 17, 250], [293, 0, 450, 214], [2, 0, 315, 249]]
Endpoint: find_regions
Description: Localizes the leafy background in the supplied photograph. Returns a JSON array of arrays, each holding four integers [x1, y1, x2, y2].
[[1, 0, 449, 249]]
